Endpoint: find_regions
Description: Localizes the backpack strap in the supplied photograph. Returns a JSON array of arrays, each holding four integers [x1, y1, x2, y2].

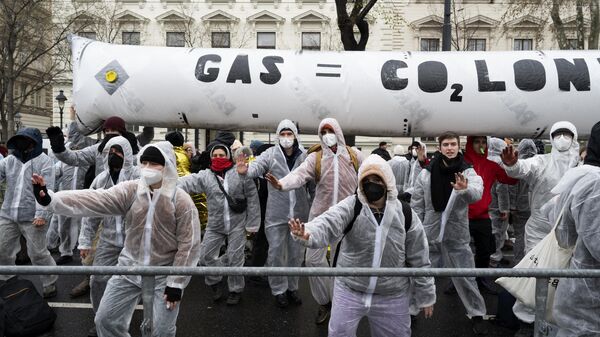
[[315, 150, 323, 184], [400, 200, 412, 233], [332, 194, 361, 268], [345, 146, 359, 173]]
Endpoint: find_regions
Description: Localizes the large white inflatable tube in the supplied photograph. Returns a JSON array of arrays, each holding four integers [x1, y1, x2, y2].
[[71, 35, 600, 137]]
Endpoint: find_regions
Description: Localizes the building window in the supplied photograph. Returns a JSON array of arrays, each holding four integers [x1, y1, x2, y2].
[[420, 38, 440, 51], [567, 39, 579, 49], [301, 32, 321, 51], [122, 32, 141, 45], [467, 38, 486, 51], [166, 32, 185, 47], [514, 38, 533, 50], [257, 32, 276, 49], [211, 32, 231, 48], [79, 31, 97, 40]]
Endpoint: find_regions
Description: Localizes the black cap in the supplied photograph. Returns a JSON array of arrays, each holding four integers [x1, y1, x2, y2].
[[165, 131, 184, 147], [140, 147, 165, 166]]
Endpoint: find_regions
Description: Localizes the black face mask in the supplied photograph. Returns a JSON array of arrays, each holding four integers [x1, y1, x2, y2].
[[108, 153, 124, 170], [14, 138, 32, 153], [363, 181, 386, 203]]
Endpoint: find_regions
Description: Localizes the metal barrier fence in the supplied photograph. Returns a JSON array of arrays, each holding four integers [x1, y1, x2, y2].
[[3, 266, 600, 337]]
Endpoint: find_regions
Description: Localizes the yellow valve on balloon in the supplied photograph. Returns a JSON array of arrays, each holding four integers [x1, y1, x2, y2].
[[105, 70, 118, 83]]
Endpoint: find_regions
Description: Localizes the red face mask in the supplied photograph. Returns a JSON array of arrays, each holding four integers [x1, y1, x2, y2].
[[211, 157, 233, 172]]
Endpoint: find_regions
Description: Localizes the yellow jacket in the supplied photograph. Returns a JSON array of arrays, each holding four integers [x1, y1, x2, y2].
[[174, 146, 191, 177]]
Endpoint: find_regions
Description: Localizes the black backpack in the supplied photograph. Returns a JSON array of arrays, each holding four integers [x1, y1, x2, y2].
[[0, 277, 56, 337], [332, 195, 413, 267]]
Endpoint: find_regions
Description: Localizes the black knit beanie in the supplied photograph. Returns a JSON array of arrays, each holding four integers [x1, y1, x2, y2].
[[140, 147, 165, 166]]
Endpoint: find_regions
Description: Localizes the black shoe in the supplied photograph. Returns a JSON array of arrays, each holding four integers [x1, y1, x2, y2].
[[286, 290, 302, 306], [87, 325, 98, 337], [226, 292, 241, 305], [211, 282, 223, 302], [55, 255, 73, 265], [275, 294, 289, 308], [444, 282, 457, 295], [477, 278, 499, 295], [315, 302, 331, 325], [472, 316, 489, 335]]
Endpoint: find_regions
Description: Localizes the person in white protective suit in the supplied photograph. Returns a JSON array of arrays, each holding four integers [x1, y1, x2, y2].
[[289, 154, 435, 337], [388, 145, 411, 197], [46, 114, 146, 176], [76, 136, 140, 337], [178, 143, 260, 306], [51, 122, 96, 265], [506, 139, 538, 264], [0, 128, 58, 298], [500, 121, 579, 334], [411, 132, 489, 335], [486, 138, 511, 267], [236, 119, 313, 308], [265, 118, 364, 324], [32, 141, 201, 337], [404, 141, 428, 196], [550, 121, 600, 337]]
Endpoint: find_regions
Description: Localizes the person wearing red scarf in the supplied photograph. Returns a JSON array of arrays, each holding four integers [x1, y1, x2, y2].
[[463, 137, 518, 294], [178, 143, 260, 306]]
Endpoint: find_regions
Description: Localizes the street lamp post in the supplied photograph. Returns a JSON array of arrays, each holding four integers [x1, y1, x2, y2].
[[14, 112, 22, 132], [55, 90, 67, 128]]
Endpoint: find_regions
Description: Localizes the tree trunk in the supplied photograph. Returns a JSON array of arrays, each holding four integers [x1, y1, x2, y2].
[[590, 0, 600, 49], [576, 0, 586, 49], [551, 0, 569, 49]]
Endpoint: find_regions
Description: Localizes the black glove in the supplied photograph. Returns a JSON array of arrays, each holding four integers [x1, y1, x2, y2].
[[164, 286, 182, 302], [46, 126, 66, 153], [398, 192, 412, 203], [33, 182, 52, 206]]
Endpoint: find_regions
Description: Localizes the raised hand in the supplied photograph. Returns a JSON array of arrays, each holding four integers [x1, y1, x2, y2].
[[451, 172, 468, 190], [32, 173, 51, 206], [265, 172, 282, 190], [288, 218, 309, 240], [236, 153, 248, 175], [501, 145, 519, 167]]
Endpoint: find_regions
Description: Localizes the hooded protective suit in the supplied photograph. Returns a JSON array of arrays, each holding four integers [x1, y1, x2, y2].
[[43, 141, 201, 337], [411, 153, 487, 317], [52, 122, 96, 257], [507, 139, 537, 262], [486, 138, 511, 264], [178, 147, 260, 293], [404, 141, 427, 195], [0, 128, 57, 288], [388, 155, 410, 195], [278, 118, 364, 306], [297, 155, 435, 337], [503, 121, 580, 252], [244, 119, 312, 296], [77, 136, 140, 313], [551, 122, 600, 337]]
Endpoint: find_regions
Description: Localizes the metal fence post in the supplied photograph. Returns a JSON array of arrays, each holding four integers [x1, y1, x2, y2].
[[534, 277, 549, 337], [140, 276, 155, 337]]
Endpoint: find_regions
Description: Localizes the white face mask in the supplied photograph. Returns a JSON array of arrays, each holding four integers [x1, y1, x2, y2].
[[411, 149, 418, 157], [322, 133, 337, 147], [279, 137, 294, 149], [141, 168, 163, 186], [553, 135, 573, 152]]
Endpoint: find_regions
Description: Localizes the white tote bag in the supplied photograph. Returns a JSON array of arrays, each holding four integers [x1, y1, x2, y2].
[[496, 207, 573, 322]]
